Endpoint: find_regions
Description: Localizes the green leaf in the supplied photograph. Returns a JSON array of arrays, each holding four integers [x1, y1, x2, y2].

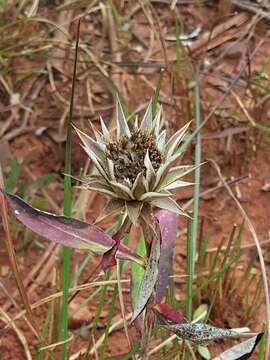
[[131, 226, 161, 322], [131, 236, 146, 309], [193, 304, 208, 322], [198, 345, 211, 360]]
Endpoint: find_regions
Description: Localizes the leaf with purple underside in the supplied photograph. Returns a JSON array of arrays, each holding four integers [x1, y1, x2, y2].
[[131, 222, 161, 323], [101, 218, 131, 270], [213, 333, 263, 360], [1, 190, 142, 264], [153, 303, 184, 324], [155, 209, 177, 302]]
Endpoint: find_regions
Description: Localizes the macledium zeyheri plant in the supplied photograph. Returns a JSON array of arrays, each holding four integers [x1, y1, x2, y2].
[[1, 95, 261, 358], [74, 97, 193, 226]]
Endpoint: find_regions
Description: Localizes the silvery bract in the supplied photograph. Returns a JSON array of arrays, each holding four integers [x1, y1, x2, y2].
[[74, 97, 193, 224]]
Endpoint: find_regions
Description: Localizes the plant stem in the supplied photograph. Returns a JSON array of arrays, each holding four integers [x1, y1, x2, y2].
[[192, 68, 201, 274], [186, 218, 194, 322], [60, 19, 80, 360], [186, 69, 201, 323]]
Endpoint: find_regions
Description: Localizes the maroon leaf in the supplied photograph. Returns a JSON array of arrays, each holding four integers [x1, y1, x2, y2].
[[101, 218, 131, 270], [155, 210, 177, 302], [153, 303, 184, 324], [1, 190, 141, 264]]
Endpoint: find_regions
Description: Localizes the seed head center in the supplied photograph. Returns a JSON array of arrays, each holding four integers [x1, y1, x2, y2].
[[106, 128, 162, 184]]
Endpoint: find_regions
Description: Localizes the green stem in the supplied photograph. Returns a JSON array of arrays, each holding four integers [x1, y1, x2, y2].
[[60, 20, 80, 360], [186, 218, 194, 322], [186, 69, 201, 323]]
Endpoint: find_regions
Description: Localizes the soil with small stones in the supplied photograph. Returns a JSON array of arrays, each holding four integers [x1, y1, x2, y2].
[[1, 1, 270, 359]]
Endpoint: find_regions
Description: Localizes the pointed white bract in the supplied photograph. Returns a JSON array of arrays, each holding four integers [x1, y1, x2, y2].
[[99, 116, 110, 141], [76, 96, 194, 224], [116, 94, 131, 140], [140, 98, 153, 130]]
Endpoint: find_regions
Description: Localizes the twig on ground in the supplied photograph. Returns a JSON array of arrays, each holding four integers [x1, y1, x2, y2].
[[0, 306, 32, 360], [209, 159, 270, 360], [4, 77, 46, 141]]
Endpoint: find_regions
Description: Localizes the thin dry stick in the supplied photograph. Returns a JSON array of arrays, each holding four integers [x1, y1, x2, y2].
[[6, 280, 130, 325], [0, 281, 39, 340], [0, 166, 43, 343], [138, 0, 169, 70], [182, 29, 270, 153], [231, 89, 256, 126], [4, 77, 46, 141], [39, 335, 74, 351], [209, 159, 270, 359], [116, 260, 133, 351], [0, 307, 32, 360], [69, 313, 132, 359], [107, 4, 123, 94], [232, 0, 270, 21], [27, 244, 60, 296], [3, 242, 56, 311]]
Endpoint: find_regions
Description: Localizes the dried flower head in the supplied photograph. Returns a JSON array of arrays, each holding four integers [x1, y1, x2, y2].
[[74, 97, 193, 224]]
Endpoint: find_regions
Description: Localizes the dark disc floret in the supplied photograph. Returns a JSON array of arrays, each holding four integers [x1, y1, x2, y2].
[[106, 128, 162, 184]]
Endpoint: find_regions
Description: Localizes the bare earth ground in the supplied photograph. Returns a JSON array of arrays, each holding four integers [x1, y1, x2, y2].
[[1, 1, 270, 359]]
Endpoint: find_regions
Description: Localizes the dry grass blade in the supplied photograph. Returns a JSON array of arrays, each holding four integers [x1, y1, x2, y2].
[[0, 306, 32, 360], [6, 280, 130, 325], [0, 281, 39, 339], [3, 243, 57, 312], [116, 260, 133, 353], [39, 335, 74, 351], [69, 313, 132, 359], [0, 165, 43, 343], [209, 159, 270, 360]]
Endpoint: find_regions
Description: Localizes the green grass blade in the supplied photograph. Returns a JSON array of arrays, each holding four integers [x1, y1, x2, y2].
[[152, 69, 164, 116], [192, 69, 201, 263], [186, 70, 201, 322], [186, 218, 194, 321], [60, 19, 81, 359]]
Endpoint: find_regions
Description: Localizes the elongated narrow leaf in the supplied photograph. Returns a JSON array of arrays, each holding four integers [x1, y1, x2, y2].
[[131, 236, 146, 309], [2, 190, 141, 264], [155, 210, 177, 302], [161, 322, 240, 345], [213, 333, 263, 360], [151, 197, 188, 217], [165, 121, 191, 158], [131, 225, 161, 322], [153, 305, 242, 345]]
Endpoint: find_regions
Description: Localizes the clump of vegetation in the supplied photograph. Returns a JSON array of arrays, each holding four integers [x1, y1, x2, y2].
[[0, 97, 265, 359]]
